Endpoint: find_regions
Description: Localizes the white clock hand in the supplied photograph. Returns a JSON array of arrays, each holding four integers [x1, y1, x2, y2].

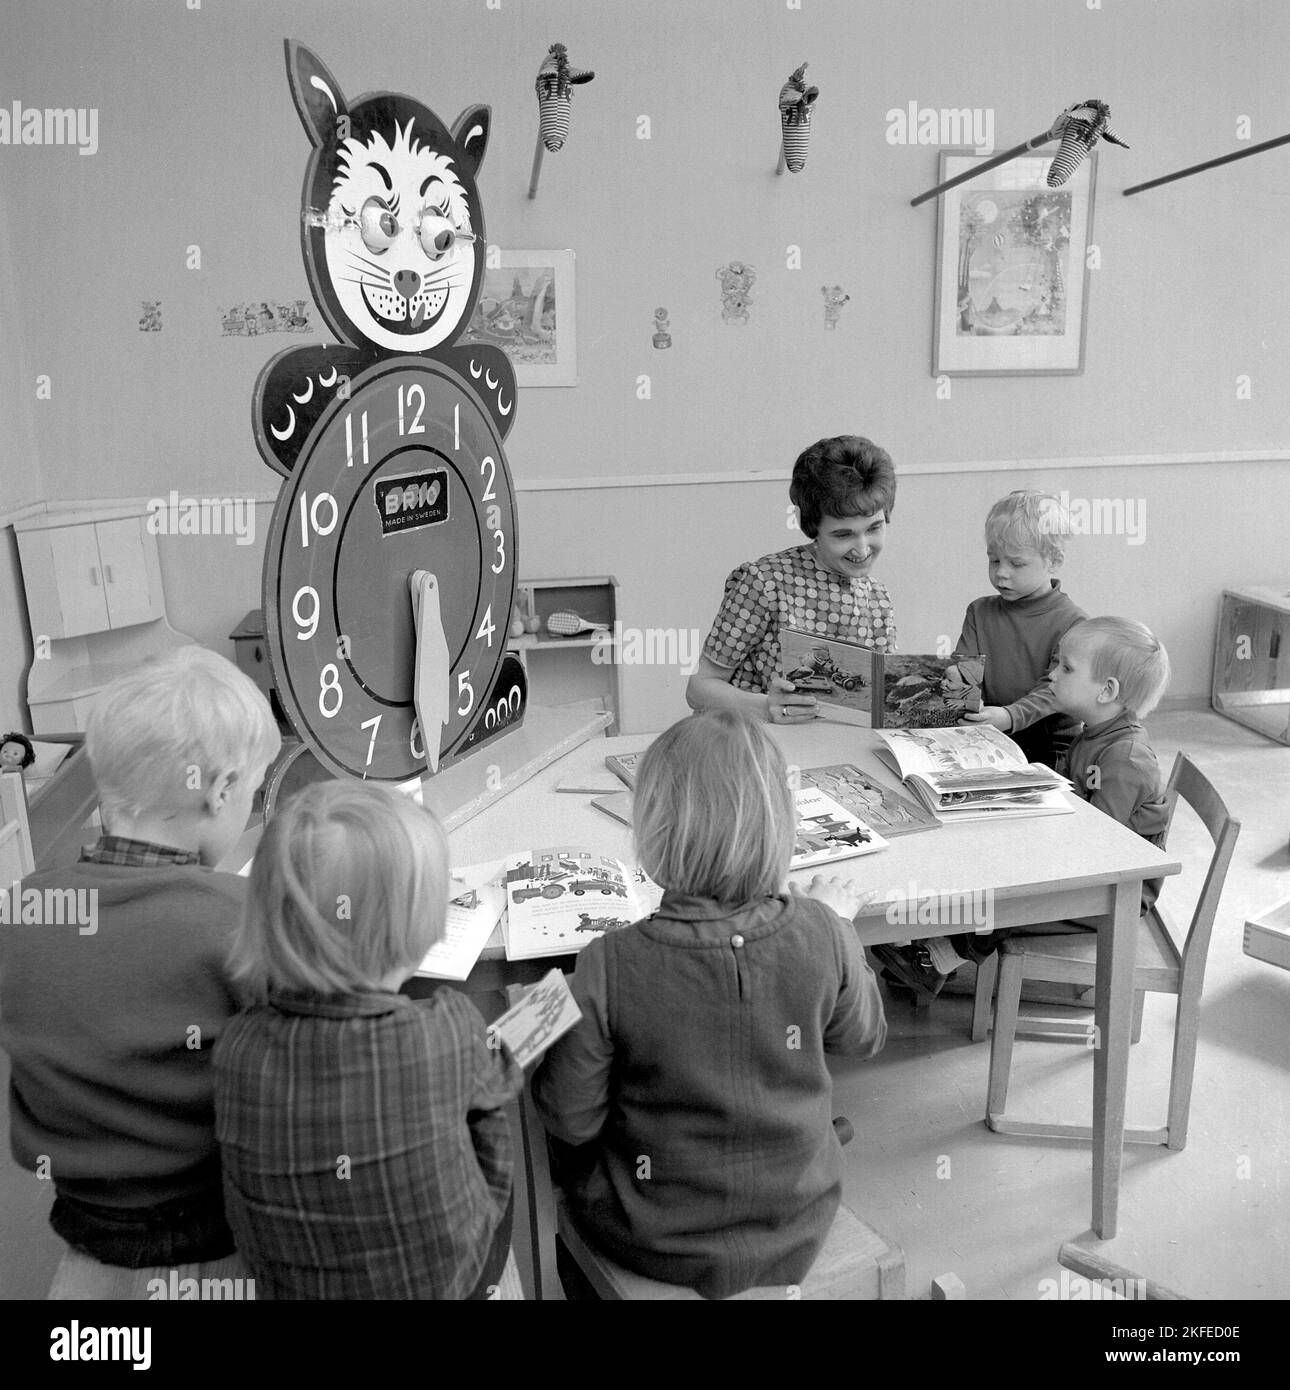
[[409, 570, 451, 774]]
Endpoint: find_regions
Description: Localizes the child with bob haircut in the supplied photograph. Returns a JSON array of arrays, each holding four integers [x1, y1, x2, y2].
[[213, 780, 522, 1300], [0, 647, 280, 1298], [532, 709, 886, 1299], [688, 435, 898, 724]]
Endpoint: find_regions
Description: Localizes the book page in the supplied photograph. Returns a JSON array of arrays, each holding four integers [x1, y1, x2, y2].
[[487, 969, 583, 1069], [778, 628, 873, 723], [792, 786, 888, 869], [417, 866, 508, 980], [876, 725, 1030, 780], [876, 654, 983, 729], [799, 764, 940, 837], [502, 848, 640, 960]]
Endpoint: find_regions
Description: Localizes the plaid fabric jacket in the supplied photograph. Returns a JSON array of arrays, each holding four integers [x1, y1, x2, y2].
[[214, 987, 521, 1299]]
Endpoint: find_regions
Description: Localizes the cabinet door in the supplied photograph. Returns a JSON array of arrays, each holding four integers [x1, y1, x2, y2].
[[46, 525, 110, 637], [96, 517, 158, 628]]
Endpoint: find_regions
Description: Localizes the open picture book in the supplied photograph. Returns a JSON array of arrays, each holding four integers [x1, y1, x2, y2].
[[502, 848, 664, 961], [415, 859, 510, 980], [778, 627, 984, 729], [798, 763, 940, 838], [792, 785, 888, 866], [873, 725, 1072, 820]]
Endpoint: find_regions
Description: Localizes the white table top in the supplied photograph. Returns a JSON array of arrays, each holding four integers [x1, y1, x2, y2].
[[449, 722, 1182, 941]]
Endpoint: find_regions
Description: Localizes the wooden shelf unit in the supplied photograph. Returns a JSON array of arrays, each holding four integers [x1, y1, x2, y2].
[[516, 576, 621, 733]]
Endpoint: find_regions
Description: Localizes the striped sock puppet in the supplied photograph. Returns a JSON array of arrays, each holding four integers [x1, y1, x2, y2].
[[779, 62, 819, 172], [536, 42, 595, 153], [1047, 99, 1129, 186]]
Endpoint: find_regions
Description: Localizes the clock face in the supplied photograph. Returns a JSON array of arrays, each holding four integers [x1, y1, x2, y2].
[[264, 357, 518, 782]]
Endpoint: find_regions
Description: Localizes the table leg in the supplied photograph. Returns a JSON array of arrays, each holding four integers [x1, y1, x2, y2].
[[1092, 878, 1140, 1237]]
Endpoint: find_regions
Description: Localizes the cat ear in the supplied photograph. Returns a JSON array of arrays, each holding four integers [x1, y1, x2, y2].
[[284, 40, 349, 149], [451, 105, 492, 179]]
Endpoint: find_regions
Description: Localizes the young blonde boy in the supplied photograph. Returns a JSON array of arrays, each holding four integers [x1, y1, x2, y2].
[[892, 618, 1172, 990], [874, 491, 1085, 997], [0, 647, 280, 1296], [955, 489, 1087, 766], [213, 781, 522, 1300]]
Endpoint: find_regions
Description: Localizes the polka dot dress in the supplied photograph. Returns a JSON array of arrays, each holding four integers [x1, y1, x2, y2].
[[703, 543, 897, 692]]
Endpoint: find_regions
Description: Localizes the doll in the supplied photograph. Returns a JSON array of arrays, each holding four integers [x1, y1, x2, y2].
[[0, 732, 36, 777]]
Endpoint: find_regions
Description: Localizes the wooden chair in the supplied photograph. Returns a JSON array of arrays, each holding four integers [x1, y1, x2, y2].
[[985, 754, 1240, 1150], [555, 1194, 905, 1300], [549, 1116, 905, 1301]]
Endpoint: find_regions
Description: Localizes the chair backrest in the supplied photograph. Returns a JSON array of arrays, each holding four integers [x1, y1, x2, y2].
[[0, 771, 35, 879], [1160, 753, 1240, 984]]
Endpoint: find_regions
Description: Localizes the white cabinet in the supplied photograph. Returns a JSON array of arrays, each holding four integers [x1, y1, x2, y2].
[[14, 506, 193, 734], [27, 515, 161, 639]]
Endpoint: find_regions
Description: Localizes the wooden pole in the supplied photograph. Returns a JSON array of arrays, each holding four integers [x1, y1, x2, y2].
[[528, 134, 545, 199], [910, 129, 1054, 207], [1058, 1243, 1189, 1301], [1123, 131, 1290, 196]]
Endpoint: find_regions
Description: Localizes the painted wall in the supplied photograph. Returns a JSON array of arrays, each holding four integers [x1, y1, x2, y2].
[[2, 0, 1287, 735], [0, 185, 43, 729]]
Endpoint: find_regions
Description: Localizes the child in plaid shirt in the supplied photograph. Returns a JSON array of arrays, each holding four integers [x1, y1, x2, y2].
[[213, 781, 522, 1300]]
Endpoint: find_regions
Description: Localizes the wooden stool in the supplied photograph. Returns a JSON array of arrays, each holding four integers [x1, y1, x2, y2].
[[555, 1198, 905, 1300]]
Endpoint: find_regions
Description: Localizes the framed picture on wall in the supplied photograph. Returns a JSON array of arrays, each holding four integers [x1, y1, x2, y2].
[[932, 151, 1096, 376], [460, 249, 576, 387]]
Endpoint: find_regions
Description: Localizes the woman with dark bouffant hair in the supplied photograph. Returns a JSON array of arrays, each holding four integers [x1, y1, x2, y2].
[[687, 435, 897, 723]]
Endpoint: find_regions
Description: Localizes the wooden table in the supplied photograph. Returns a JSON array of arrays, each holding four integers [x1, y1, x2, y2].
[[447, 722, 1181, 1270]]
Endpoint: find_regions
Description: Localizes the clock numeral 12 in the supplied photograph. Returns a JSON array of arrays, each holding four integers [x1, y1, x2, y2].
[[344, 410, 369, 469], [397, 384, 426, 436]]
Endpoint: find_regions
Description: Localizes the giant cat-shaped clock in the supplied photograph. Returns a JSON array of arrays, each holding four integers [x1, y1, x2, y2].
[[254, 41, 525, 783]]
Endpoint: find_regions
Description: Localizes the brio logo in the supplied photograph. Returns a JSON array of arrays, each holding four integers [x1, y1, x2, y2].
[[373, 470, 448, 535]]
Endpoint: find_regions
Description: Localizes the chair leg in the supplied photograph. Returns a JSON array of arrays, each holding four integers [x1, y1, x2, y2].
[[986, 949, 1024, 1122], [1131, 990, 1145, 1044], [1165, 996, 1200, 1151], [971, 953, 998, 1043]]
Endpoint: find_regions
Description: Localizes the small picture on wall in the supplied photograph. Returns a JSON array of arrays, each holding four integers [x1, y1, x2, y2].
[[932, 151, 1096, 375], [220, 300, 312, 337], [460, 249, 576, 387], [138, 301, 162, 332]]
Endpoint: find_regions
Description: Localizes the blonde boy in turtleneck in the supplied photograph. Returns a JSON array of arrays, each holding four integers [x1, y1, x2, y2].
[[953, 489, 1087, 769]]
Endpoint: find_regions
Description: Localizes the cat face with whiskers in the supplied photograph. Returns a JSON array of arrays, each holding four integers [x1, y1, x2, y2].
[[326, 122, 477, 353]]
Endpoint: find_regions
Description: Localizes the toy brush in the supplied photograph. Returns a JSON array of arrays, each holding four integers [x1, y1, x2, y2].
[[546, 611, 610, 638]]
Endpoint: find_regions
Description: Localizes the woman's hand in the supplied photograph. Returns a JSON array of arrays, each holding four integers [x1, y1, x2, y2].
[[791, 874, 877, 920], [767, 674, 819, 724]]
